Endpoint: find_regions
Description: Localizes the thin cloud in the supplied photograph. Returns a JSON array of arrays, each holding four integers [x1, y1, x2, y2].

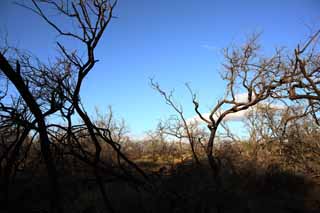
[[187, 93, 287, 124], [187, 110, 247, 124], [200, 44, 218, 51]]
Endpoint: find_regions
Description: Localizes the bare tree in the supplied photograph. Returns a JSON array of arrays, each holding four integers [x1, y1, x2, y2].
[[244, 100, 308, 161], [278, 30, 320, 124], [0, 1, 149, 212], [0, 47, 63, 212], [93, 106, 131, 163], [151, 35, 286, 184], [151, 80, 202, 164], [186, 35, 285, 182]]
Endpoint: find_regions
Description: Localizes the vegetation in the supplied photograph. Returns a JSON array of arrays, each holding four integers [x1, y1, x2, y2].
[[0, 1, 319, 212]]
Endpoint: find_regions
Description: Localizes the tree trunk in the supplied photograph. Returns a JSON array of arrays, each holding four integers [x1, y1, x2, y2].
[[0, 54, 61, 213]]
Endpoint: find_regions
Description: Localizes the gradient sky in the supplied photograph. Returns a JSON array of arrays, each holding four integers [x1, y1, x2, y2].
[[1, 0, 319, 137]]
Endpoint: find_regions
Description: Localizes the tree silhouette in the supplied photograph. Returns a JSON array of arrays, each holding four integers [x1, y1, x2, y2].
[[0, 1, 148, 212]]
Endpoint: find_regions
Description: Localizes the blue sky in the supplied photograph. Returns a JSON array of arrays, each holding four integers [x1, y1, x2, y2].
[[1, 0, 319, 136]]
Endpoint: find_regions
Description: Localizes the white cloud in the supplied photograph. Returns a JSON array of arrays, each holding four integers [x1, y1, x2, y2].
[[187, 93, 286, 124], [200, 44, 218, 51], [234, 93, 252, 103], [128, 132, 148, 141], [187, 110, 248, 124]]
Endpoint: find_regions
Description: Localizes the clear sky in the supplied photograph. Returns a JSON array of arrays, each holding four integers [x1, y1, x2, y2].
[[1, 0, 319, 137]]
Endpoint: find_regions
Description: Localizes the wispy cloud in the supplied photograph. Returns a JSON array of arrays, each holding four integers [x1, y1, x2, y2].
[[233, 93, 252, 103], [128, 132, 149, 141], [200, 44, 218, 51], [187, 93, 287, 124], [187, 110, 247, 124]]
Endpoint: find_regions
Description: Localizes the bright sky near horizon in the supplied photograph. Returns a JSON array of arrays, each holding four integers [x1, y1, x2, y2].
[[1, 0, 319, 137]]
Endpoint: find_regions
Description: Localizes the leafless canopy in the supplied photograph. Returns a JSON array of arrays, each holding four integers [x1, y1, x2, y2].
[[278, 30, 320, 124], [0, 1, 150, 212]]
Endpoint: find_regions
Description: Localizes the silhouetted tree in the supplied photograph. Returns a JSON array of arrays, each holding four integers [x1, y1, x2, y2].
[[0, 1, 149, 212]]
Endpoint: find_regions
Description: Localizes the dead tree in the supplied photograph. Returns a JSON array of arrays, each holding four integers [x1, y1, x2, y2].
[[282, 30, 320, 124], [0, 51, 62, 212], [0, 120, 32, 209], [188, 35, 284, 181], [151, 80, 202, 164], [1, 0, 149, 212]]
